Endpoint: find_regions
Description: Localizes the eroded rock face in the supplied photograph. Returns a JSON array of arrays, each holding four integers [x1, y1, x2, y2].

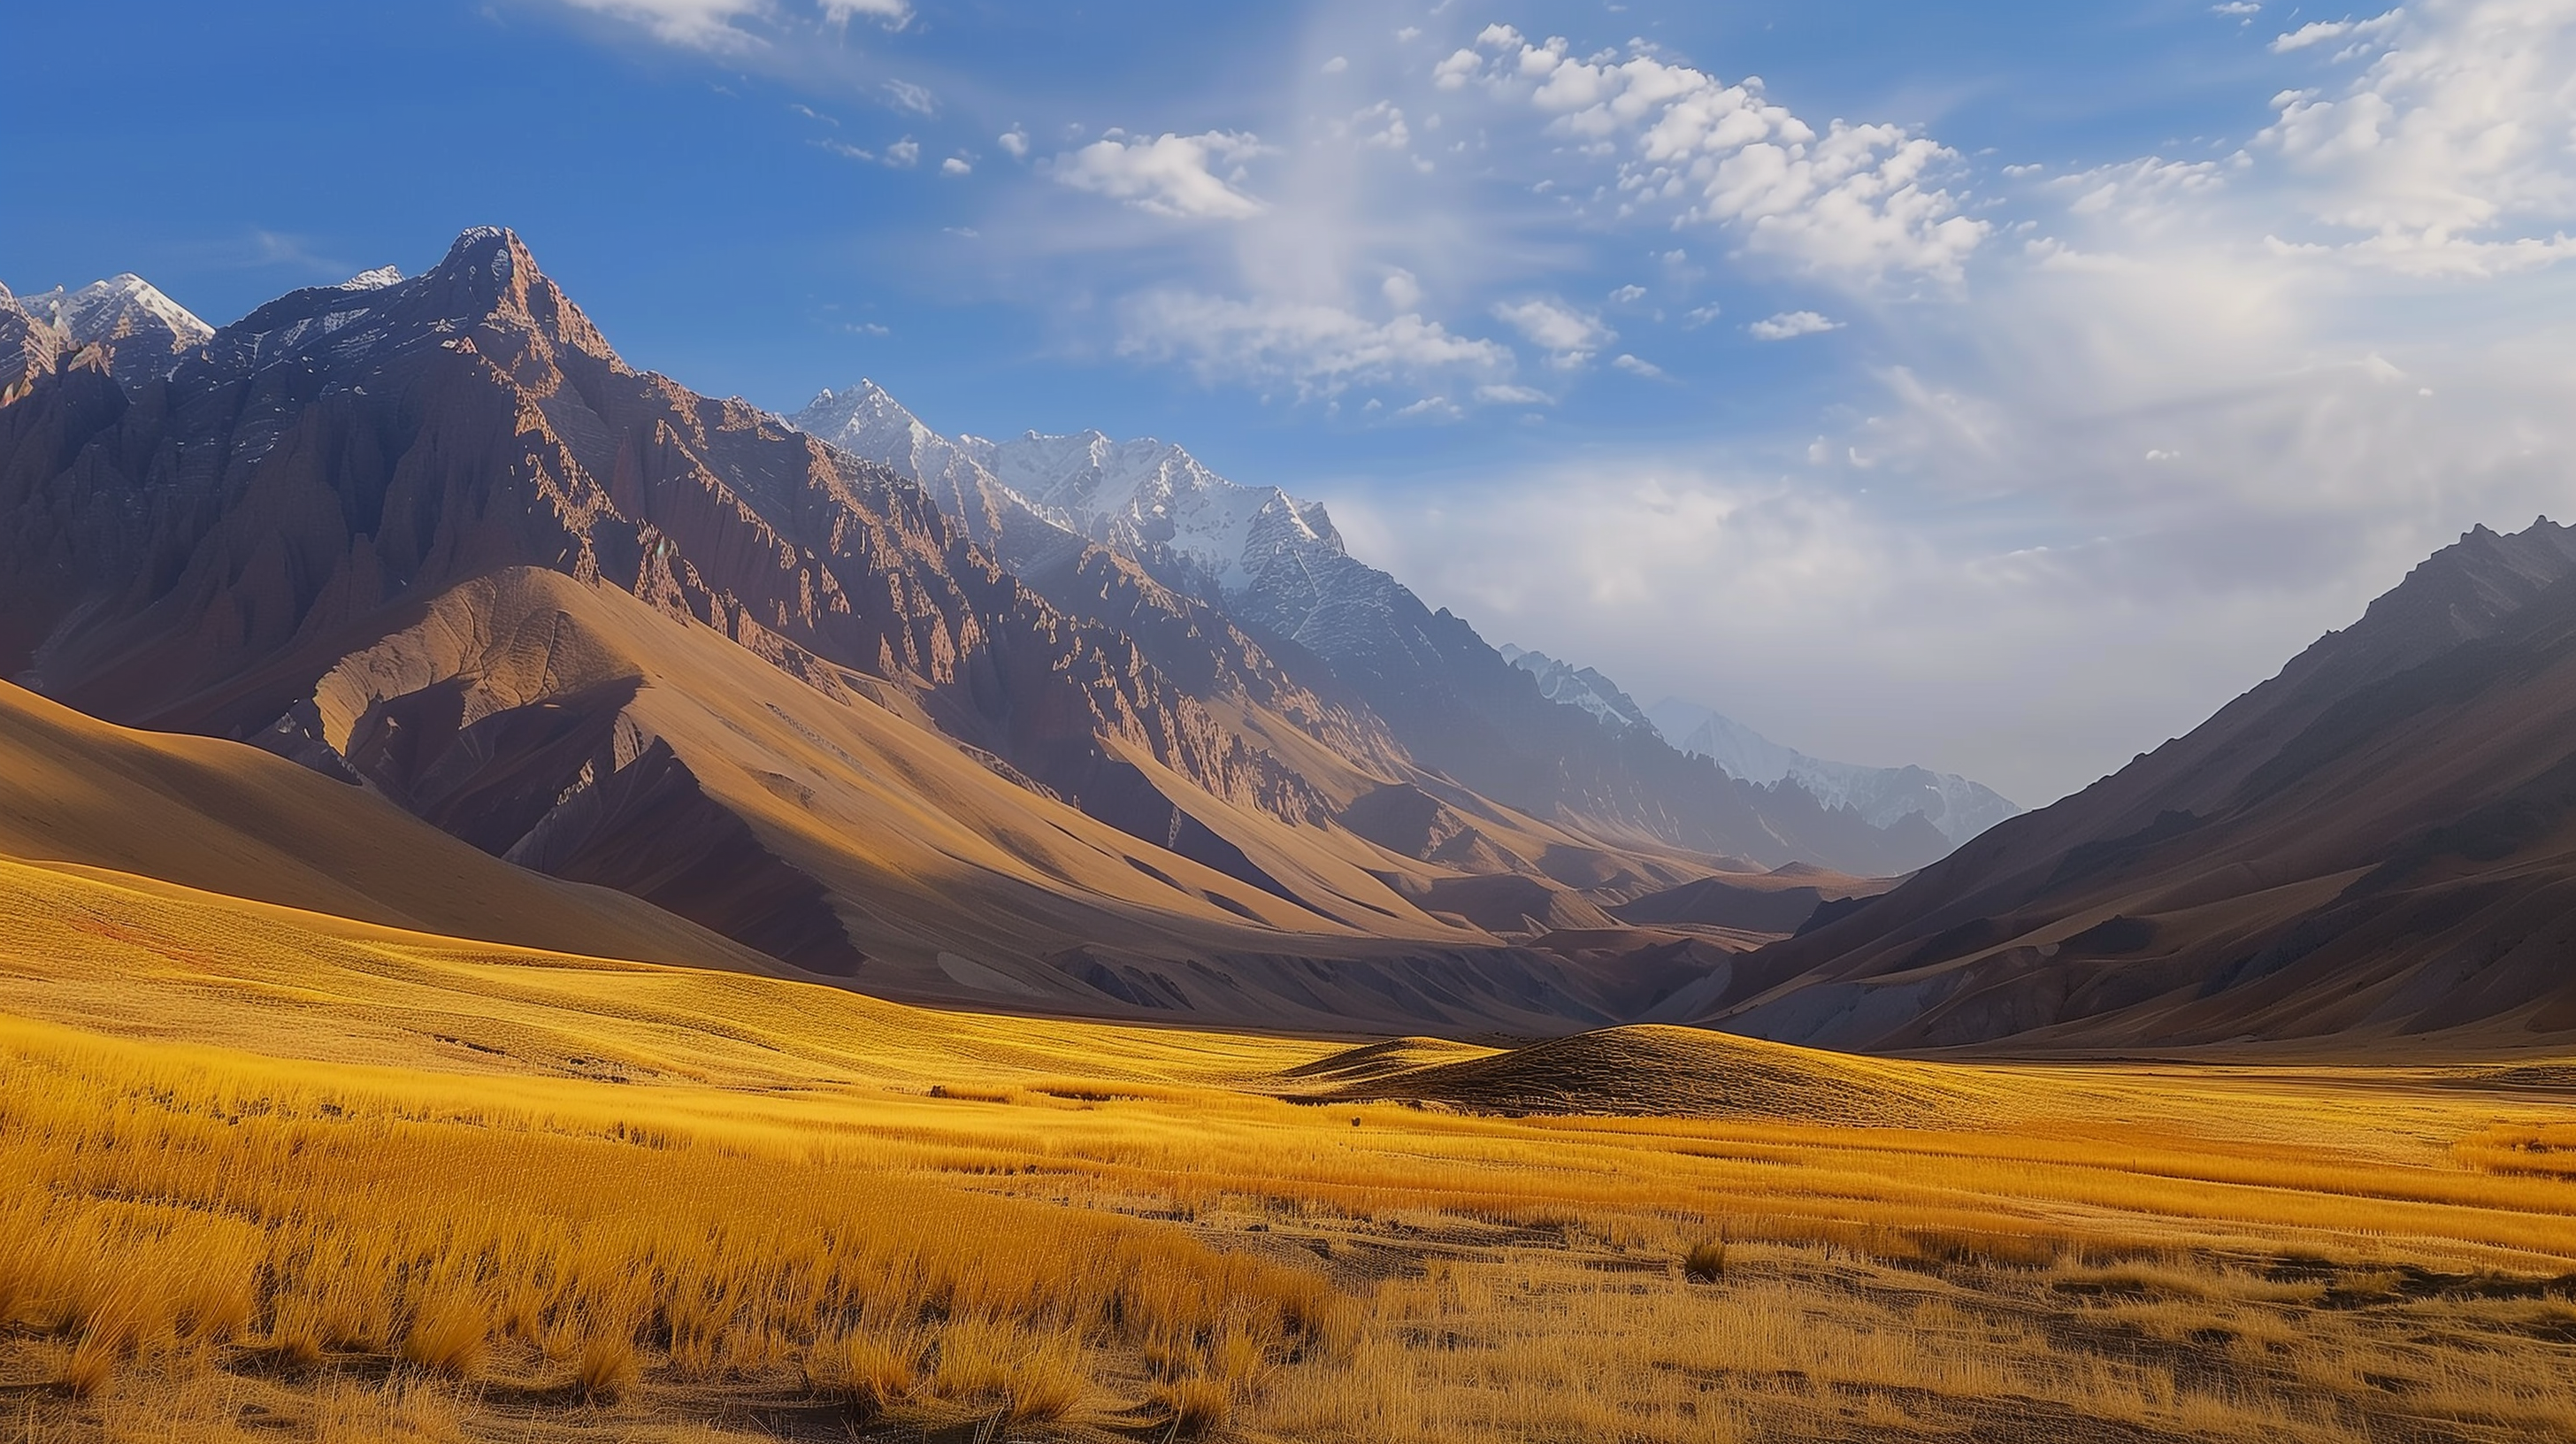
[[0, 285, 67, 403]]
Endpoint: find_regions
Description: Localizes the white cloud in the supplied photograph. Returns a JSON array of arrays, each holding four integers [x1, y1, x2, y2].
[[997, 127, 1029, 159], [813, 137, 873, 162], [885, 135, 920, 167], [556, 0, 906, 50], [1322, 55, 1350, 74], [1435, 28, 1990, 283], [1050, 130, 1270, 219], [2212, 1, 2262, 13], [1348, 101, 1410, 150], [1116, 291, 1514, 399], [1747, 309, 1842, 340], [1611, 352, 1667, 378], [818, 0, 908, 25], [1492, 296, 1613, 365], [1682, 302, 1723, 327], [2256, 0, 2576, 274], [882, 77, 934, 115], [556, 0, 767, 50], [1475, 383, 1552, 403], [1607, 283, 1646, 303], [1382, 268, 1425, 311], [941, 156, 970, 175], [2270, 10, 2404, 51]]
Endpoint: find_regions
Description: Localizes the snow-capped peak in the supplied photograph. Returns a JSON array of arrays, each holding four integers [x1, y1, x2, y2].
[[1646, 695, 2023, 845], [337, 265, 403, 291], [1500, 646, 1656, 732], [15, 273, 212, 350], [789, 380, 1350, 599]]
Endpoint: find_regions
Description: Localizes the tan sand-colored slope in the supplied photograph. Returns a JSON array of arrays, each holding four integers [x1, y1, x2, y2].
[[136, 569, 1682, 1034], [0, 678, 778, 978], [0, 851, 1340, 1087]]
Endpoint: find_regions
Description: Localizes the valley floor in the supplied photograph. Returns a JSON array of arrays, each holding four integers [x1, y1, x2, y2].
[[2, 854, 2572, 1443]]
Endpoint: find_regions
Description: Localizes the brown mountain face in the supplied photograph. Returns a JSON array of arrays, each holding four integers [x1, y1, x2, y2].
[[1, 233, 1306, 838], [0, 285, 66, 403], [1704, 518, 2576, 1052], [0, 228, 1833, 1033]]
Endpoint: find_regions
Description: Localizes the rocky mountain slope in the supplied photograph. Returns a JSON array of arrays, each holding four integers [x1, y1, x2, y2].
[[794, 382, 1951, 875], [1705, 518, 2576, 1050]]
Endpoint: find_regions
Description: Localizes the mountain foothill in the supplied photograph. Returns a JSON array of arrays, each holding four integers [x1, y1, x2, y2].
[[4, 227, 2572, 1053]]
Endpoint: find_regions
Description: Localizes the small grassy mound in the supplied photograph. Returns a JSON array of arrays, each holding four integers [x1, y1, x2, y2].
[[1322, 1024, 1987, 1125]]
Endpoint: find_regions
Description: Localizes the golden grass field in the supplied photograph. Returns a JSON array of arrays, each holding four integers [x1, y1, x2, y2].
[[4, 851, 2574, 1443]]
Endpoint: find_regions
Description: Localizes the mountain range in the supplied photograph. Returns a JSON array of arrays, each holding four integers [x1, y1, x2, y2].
[[5, 227, 2571, 1053], [0, 229, 1946, 1036], [1494, 645, 2022, 845]]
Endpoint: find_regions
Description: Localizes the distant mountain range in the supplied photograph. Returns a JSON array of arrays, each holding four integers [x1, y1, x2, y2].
[[790, 380, 1953, 877], [1496, 645, 2021, 845], [0, 230, 1948, 1036]]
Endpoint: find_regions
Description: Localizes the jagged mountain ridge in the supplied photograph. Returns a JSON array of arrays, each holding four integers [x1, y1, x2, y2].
[[1700, 518, 2576, 1050], [1498, 646, 1659, 733], [1644, 697, 2021, 847], [1482, 642, 2017, 847], [792, 382, 1952, 875]]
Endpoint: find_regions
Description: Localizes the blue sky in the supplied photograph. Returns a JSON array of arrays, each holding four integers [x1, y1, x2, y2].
[[11, 0, 2576, 803]]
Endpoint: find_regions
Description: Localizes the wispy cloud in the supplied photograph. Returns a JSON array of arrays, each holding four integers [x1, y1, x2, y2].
[[1048, 130, 1270, 219], [881, 77, 934, 115], [1491, 296, 1612, 366], [1116, 290, 1514, 399], [1747, 310, 1841, 340]]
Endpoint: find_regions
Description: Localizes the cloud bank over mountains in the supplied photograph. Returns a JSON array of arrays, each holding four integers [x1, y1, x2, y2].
[[514, 0, 2576, 804]]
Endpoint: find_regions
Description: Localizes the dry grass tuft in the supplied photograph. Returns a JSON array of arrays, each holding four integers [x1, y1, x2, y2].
[[803, 1326, 917, 1412], [1151, 1373, 1235, 1437], [928, 1317, 1087, 1422], [575, 1333, 639, 1403], [62, 1327, 119, 1399], [399, 1291, 487, 1379], [1682, 1235, 1729, 1283]]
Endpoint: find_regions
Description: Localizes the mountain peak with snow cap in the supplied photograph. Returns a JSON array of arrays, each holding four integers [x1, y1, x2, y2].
[[10, 272, 211, 389]]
